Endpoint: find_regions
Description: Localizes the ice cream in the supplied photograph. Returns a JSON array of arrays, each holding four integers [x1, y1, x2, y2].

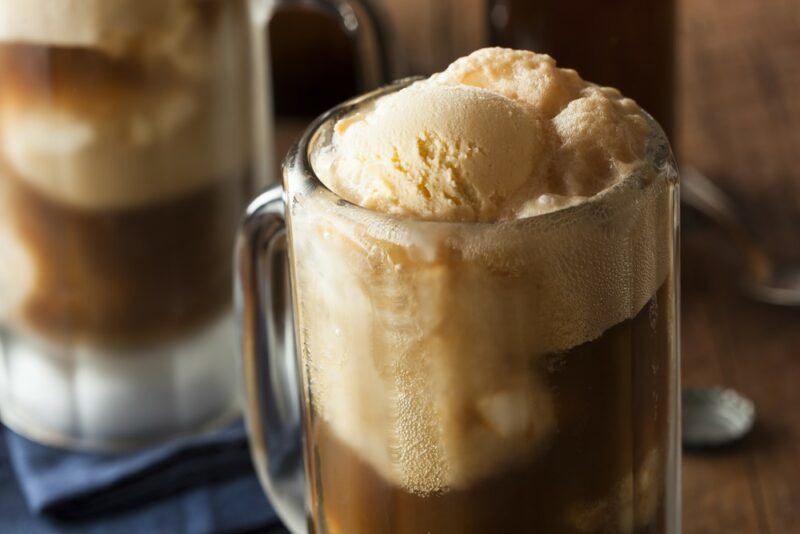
[[315, 48, 651, 222], [315, 82, 548, 222]]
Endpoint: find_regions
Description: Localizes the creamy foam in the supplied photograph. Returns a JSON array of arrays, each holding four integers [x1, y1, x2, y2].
[[0, 0, 202, 67], [0, 80, 249, 209], [0, 0, 250, 209], [290, 49, 675, 495]]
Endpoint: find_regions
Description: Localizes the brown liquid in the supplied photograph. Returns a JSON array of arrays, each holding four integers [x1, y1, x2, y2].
[[304, 281, 674, 534], [488, 0, 675, 138], [1, 166, 250, 347]]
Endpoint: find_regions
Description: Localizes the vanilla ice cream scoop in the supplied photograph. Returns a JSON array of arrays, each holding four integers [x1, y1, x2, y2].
[[316, 47, 652, 222], [315, 82, 550, 222]]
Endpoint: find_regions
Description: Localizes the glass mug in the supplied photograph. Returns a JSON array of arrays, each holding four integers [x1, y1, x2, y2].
[[236, 82, 680, 534], [0, 0, 382, 450], [237, 80, 681, 533]]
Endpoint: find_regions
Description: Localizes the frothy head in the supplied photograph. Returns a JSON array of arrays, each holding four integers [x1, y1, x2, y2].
[[0, 0, 200, 64], [0, 0, 250, 210], [315, 48, 652, 221]]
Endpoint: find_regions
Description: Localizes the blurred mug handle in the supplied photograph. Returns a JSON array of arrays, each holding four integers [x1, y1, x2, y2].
[[248, 0, 387, 187], [235, 186, 307, 532]]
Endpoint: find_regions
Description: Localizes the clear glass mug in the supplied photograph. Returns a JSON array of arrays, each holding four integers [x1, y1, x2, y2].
[[0, 0, 382, 450], [237, 80, 681, 533]]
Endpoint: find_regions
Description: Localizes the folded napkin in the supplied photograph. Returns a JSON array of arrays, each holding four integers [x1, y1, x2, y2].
[[3, 421, 279, 532]]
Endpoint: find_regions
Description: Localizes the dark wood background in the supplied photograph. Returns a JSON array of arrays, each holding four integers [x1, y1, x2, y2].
[[678, 0, 800, 533], [678, 0, 800, 261]]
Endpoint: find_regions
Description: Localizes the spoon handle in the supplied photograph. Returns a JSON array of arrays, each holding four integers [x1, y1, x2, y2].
[[681, 166, 772, 279]]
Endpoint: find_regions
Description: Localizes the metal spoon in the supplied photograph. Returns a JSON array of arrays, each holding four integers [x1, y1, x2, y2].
[[681, 166, 800, 306], [682, 387, 755, 448]]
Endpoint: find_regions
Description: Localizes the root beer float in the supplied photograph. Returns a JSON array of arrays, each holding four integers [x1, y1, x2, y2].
[[276, 48, 680, 532], [0, 0, 254, 447]]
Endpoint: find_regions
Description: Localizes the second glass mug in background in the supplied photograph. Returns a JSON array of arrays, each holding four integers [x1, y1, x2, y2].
[[237, 81, 681, 533], [0, 0, 382, 450]]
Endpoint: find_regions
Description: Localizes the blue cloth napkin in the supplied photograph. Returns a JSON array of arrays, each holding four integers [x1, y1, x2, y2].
[[2, 422, 280, 533]]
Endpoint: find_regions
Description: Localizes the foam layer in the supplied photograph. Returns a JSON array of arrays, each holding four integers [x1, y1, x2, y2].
[[293, 49, 676, 495], [0, 0, 250, 209], [317, 48, 651, 222], [0, 81, 249, 209], [0, 0, 202, 67]]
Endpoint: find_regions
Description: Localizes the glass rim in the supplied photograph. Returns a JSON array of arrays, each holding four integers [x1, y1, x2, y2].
[[283, 77, 676, 229]]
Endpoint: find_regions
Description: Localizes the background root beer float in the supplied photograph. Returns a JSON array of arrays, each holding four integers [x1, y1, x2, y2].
[[0, 0, 255, 447]]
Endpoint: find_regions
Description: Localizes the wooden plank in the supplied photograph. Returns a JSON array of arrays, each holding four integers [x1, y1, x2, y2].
[[677, 0, 800, 260], [711, 272, 800, 533], [681, 230, 767, 534], [678, 0, 800, 527]]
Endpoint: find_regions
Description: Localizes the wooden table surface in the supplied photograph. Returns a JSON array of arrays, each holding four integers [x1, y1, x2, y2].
[[677, 0, 800, 533]]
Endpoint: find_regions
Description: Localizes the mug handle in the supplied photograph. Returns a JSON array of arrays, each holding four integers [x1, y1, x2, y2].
[[235, 186, 306, 533], [248, 0, 388, 185]]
